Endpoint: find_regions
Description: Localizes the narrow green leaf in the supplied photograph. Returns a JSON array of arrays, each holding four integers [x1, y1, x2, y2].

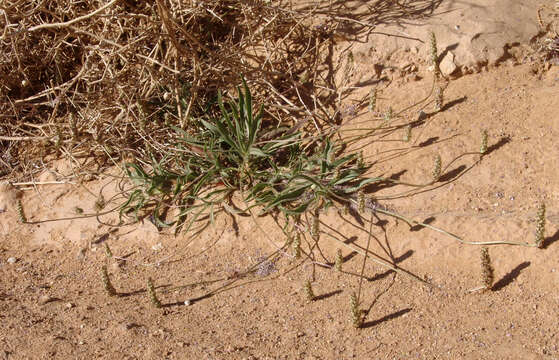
[[265, 185, 309, 210], [335, 178, 382, 193], [249, 147, 268, 157]]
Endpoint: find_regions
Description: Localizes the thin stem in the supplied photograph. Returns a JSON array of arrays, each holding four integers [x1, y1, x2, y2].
[[357, 215, 374, 302], [376, 208, 537, 247]]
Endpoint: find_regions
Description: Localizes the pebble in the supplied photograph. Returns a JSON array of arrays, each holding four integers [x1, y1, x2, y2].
[[440, 51, 457, 76], [121, 322, 137, 331], [65, 302, 75, 309], [7, 257, 17, 264], [76, 248, 87, 260], [110, 261, 123, 272], [38, 295, 55, 305]]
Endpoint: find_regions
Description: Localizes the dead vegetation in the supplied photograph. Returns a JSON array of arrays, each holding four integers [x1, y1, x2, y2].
[[0, 0, 447, 181]]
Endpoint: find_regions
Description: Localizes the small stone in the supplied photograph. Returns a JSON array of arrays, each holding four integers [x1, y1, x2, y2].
[[65, 302, 75, 309], [121, 322, 137, 331], [184, 300, 191, 306], [38, 295, 54, 305], [7, 257, 17, 264], [76, 248, 87, 260], [110, 261, 123, 272], [440, 51, 457, 76]]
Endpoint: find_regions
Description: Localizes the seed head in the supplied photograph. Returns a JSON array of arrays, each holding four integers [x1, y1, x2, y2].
[[147, 277, 162, 308], [334, 249, 343, 271], [333, 166, 341, 180], [535, 203, 546, 248], [384, 107, 394, 123], [310, 211, 320, 240], [368, 88, 377, 113], [432, 154, 441, 181], [104, 243, 113, 259], [303, 280, 315, 302], [357, 190, 365, 214], [16, 200, 27, 223], [480, 130, 488, 154], [350, 292, 363, 328], [357, 151, 364, 168], [101, 265, 117, 297], [403, 125, 412, 142], [344, 51, 355, 79], [292, 233, 301, 258], [480, 247, 494, 291], [429, 31, 440, 79], [434, 84, 443, 112]]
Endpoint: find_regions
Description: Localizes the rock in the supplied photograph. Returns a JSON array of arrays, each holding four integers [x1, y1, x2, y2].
[[110, 261, 123, 272], [7, 257, 17, 264], [120, 322, 138, 331], [38, 295, 54, 305], [76, 247, 87, 260], [440, 51, 457, 76]]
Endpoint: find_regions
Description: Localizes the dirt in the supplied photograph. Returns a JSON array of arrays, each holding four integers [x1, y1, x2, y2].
[[1, 1, 559, 359]]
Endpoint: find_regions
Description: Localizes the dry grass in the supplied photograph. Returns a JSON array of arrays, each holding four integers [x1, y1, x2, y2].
[[1, 0, 437, 180]]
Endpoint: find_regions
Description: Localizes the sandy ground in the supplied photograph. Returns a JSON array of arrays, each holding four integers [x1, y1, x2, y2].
[[1, 1, 559, 359]]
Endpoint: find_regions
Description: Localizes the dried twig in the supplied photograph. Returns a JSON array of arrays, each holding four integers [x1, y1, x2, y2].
[[27, 0, 120, 32]]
